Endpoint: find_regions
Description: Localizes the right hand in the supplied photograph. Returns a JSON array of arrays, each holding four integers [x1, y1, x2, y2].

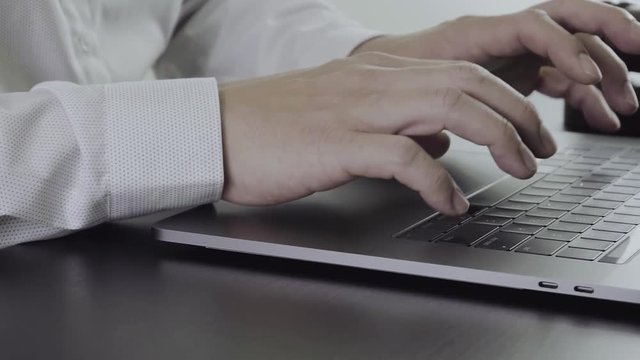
[[219, 52, 557, 216]]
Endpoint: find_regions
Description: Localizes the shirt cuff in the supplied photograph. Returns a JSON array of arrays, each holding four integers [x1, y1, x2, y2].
[[105, 78, 224, 219]]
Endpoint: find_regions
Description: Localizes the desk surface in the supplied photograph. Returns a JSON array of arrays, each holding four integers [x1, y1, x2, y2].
[[2, 207, 640, 360]]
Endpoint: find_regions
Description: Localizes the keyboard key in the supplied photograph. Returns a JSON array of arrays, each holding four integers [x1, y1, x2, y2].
[[572, 206, 611, 217], [582, 230, 625, 242], [592, 222, 634, 233], [401, 222, 455, 241], [434, 213, 473, 225], [534, 181, 569, 190], [485, 208, 524, 218], [582, 174, 618, 183], [469, 174, 543, 206], [615, 206, 640, 216], [520, 187, 558, 197], [604, 214, 640, 225], [545, 175, 580, 184], [561, 187, 598, 197], [560, 214, 601, 225], [475, 232, 529, 251], [564, 163, 594, 171], [614, 179, 640, 188], [497, 201, 535, 211], [624, 199, 640, 208], [538, 200, 578, 211], [536, 229, 580, 242], [573, 181, 608, 190], [537, 165, 559, 174], [571, 238, 614, 251], [527, 208, 567, 219], [574, 157, 606, 165], [472, 216, 511, 226], [611, 156, 639, 164], [592, 192, 631, 202], [549, 194, 588, 204], [623, 173, 640, 181], [502, 223, 544, 235], [554, 169, 590, 177], [549, 221, 590, 233], [541, 158, 570, 167], [467, 205, 488, 216], [591, 169, 627, 177], [556, 247, 602, 261], [516, 238, 567, 256], [438, 223, 498, 246], [583, 147, 624, 159], [599, 229, 640, 264], [509, 194, 548, 204], [582, 199, 622, 210], [514, 216, 555, 227], [619, 150, 640, 159], [601, 163, 635, 171], [602, 186, 638, 196]]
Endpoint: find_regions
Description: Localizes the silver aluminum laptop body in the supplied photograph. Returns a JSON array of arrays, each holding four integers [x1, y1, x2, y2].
[[153, 130, 640, 304]]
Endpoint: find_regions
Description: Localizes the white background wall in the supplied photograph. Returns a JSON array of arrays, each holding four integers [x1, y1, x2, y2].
[[329, 0, 542, 33]]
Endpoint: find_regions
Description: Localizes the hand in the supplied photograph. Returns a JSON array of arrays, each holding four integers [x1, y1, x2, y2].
[[220, 53, 556, 215], [352, 0, 640, 133]]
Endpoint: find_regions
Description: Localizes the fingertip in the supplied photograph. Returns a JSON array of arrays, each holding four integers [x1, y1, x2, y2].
[[578, 53, 603, 84], [452, 189, 470, 214]]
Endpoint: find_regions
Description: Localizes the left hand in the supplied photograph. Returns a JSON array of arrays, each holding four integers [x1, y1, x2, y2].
[[352, 0, 640, 134]]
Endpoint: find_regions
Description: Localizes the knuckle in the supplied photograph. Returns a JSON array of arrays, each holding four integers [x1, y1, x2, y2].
[[499, 119, 519, 141], [452, 62, 490, 82], [451, 15, 481, 27], [438, 88, 465, 110], [354, 51, 392, 63], [349, 64, 382, 84], [521, 100, 540, 123], [523, 8, 550, 21], [430, 169, 453, 193], [391, 137, 422, 168]]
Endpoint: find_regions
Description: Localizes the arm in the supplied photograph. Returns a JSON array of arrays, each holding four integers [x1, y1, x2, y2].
[[156, 0, 381, 82], [0, 79, 223, 247]]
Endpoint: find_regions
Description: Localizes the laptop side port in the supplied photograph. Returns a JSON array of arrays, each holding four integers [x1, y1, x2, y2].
[[538, 281, 558, 289], [574, 286, 594, 294]]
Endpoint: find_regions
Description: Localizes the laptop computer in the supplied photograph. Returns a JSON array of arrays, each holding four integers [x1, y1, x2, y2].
[[153, 129, 640, 304]]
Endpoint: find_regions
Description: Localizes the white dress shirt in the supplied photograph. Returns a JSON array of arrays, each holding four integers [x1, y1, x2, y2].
[[0, 0, 379, 247]]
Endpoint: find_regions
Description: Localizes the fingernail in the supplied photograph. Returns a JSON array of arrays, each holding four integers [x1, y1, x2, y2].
[[452, 188, 469, 214], [624, 81, 639, 113], [539, 125, 557, 155], [579, 54, 602, 81], [520, 145, 537, 174]]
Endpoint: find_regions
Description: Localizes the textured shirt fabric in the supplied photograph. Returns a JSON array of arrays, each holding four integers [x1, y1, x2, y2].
[[0, 0, 379, 248]]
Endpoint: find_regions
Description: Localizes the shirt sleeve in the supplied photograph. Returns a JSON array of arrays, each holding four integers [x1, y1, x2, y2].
[[156, 0, 382, 82], [0, 78, 224, 247]]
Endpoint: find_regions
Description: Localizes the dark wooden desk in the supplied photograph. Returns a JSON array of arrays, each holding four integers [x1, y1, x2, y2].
[[1, 208, 640, 360]]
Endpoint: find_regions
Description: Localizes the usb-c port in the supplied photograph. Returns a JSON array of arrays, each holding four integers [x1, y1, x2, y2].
[[538, 281, 558, 289], [574, 286, 594, 294]]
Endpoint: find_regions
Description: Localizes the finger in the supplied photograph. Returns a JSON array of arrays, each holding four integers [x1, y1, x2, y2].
[[538, 67, 621, 133], [535, 0, 640, 54], [465, 10, 600, 84], [351, 87, 537, 179], [411, 133, 451, 159], [348, 62, 556, 158], [576, 33, 639, 115], [340, 133, 468, 215]]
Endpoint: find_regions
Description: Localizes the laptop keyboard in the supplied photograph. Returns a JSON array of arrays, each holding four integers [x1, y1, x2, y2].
[[398, 145, 640, 264]]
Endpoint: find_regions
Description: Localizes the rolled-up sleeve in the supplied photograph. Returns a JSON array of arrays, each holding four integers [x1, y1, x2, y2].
[[0, 79, 224, 247]]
